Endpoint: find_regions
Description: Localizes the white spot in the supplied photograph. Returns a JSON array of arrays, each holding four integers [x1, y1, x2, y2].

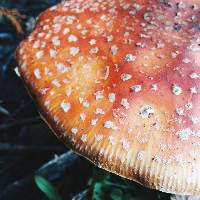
[[33, 40, 40, 48], [156, 41, 165, 48], [176, 107, 184, 115], [45, 33, 51, 39], [89, 47, 99, 54], [80, 113, 86, 121], [137, 151, 145, 161], [49, 49, 57, 58], [121, 98, 129, 109], [152, 121, 160, 130], [34, 68, 41, 79], [52, 79, 61, 87], [81, 134, 87, 142], [172, 84, 182, 95], [177, 1, 185, 9], [151, 84, 158, 91], [187, 44, 200, 52], [19, 48, 24, 55], [173, 154, 184, 164], [128, 128, 133, 134], [69, 47, 80, 56], [95, 134, 103, 141], [66, 88, 72, 96], [44, 67, 52, 76], [135, 42, 145, 48], [66, 16, 76, 24], [143, 12, 152, 21], [106, 35, 113, 42], [124, 54, 136, 62], [182, 57, 190, 64], [35, 51, 43, 59], [190, 87, 198, 94], [60, 102, 71, 112], [50, 90, 55, 95], [63, 27, 70, 35], [185, 102, 193, 110], [79, 97, 89, 108], [52, 36, 60, 46], [171, 51, 179, 58], [82, 100, 90, 108], [44, 100, 50, 108], [108, 135, 115, 145], [89, 39, 96, 45], [14, 67, 21, 77], [71, 128, 78, 135], [189, 116, 199, 124], [91, 118, 98, 126], [121, 139, 130, 151], [62, 78, 69, 84], [111, 45, 118, 55], [21, 62, 27, 70], [190, 72, 200, 79], [114, 64, 119, 72], [195, 130, 200, 137], [104, 121, 117, 130], [68, 34, 78, 42], [130, 85, 142, 92], [121, 73, 132, 81], [55, 63, 69, 73], [134, 3, 143, 10], [40, 87, 49, 95], [103, 66, 110, 80], [176, 128, 193, 140], [129, 10, 136, 16], [95, 108, 105, 115], [94, 90, 104, 100], [38, 32, 45, 38], [108, 93, 116, 103], [139, 105, 154, 119]]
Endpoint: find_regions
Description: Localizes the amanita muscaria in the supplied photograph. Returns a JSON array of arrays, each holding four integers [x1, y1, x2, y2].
[[16, 0, 200, 195]]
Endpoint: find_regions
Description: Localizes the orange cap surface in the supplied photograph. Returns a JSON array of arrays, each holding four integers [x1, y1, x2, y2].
[[16, 0, 200, 195]]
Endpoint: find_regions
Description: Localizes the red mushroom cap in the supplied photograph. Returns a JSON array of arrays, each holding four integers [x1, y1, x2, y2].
[[16, 0, 200, 195]]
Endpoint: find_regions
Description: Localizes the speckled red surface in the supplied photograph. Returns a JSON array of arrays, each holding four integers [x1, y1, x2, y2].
[[16, 0, 200, 194]]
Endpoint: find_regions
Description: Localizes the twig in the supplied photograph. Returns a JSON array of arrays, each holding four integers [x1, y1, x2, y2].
[[0, 116, 43, 131], [0, 143, 65, 154], [4, 100, 33, 123], [0, 105, 10, 117], [1, 49, 15, 75], [0, 7, 25, 34], [72, 189, 90, 200], [0, 151, 80, 200]]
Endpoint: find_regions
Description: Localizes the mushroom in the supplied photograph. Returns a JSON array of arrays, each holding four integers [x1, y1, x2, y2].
[[16, 0, 200, 195]]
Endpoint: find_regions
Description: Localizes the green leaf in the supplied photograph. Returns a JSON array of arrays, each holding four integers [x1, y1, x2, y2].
[[110, 188, 123, 200], [92, 182, 104, 200], [34, 175, 62, 200]]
